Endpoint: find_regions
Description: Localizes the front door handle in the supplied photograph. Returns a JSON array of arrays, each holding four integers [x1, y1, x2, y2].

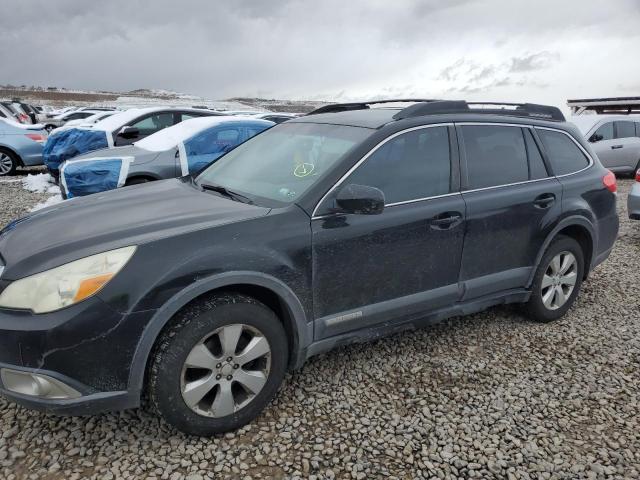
[[611, 145, 624, 150], [430, 211, 463, 230], [533, 193, 556, 209]]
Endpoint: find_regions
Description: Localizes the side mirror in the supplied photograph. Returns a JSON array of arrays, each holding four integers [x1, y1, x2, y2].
[[335, 184, 385, 215], [589, 133, 603, 143], [118, 126, 139, 139]]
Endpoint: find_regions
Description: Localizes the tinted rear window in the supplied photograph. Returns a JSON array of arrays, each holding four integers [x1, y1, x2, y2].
[[461, 125, 528, 189], [538, 130, 590, 176]]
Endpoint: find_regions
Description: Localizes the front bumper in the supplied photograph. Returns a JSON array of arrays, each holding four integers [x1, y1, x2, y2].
[[0, 363, 135, 415], [0, 296, 155, 414], [628, 182, 640, 220]]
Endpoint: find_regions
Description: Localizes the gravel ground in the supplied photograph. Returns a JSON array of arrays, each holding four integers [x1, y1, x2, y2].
[[0, 174, 639, 480]]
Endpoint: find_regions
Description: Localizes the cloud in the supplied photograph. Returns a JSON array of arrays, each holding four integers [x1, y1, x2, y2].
[[509, 52, 555, 73], [0, 0, 638, 107]]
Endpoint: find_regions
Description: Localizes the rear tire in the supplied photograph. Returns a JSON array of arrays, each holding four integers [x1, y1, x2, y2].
[[148, 293, 288, 436], [0, 149, 18, 176], [524, 235, 584, 323]]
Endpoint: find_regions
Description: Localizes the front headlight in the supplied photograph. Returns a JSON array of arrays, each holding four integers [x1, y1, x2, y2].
[[0, 246, 136, 314]]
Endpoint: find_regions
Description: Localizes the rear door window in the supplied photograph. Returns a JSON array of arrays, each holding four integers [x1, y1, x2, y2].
[[460, 125, 528, 189], [537, 129, 590, 176], [346, 126, 451, 204], [615, 121, 636, 139]]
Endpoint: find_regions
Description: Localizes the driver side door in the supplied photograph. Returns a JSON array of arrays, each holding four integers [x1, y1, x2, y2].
[[311, 125, 465, 340]]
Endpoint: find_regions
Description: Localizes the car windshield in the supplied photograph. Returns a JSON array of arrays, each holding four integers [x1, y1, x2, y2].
[[195, 122, 370, 205]]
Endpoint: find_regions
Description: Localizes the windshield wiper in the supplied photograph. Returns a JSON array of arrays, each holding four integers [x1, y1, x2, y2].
[[200, 182, 253, 204]]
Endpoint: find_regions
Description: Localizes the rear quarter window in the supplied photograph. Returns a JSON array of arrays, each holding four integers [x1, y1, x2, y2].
[[537, 129, 590, 176]]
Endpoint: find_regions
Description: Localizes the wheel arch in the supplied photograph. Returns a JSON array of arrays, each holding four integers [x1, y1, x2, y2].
[[528, 216, 596, 287], [127, 271, 311, 402], [125, 173, 161, 184]]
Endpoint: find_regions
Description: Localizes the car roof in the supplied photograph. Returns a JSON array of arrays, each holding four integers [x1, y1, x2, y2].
[[290, 108, 399, 129], [90, 106, 216, 132]]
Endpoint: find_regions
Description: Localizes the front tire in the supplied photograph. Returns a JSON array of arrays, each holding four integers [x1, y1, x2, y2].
[[148, 293, 288, 436], [525, 235, 584, 322]]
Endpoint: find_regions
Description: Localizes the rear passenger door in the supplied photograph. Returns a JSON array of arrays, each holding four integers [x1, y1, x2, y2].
[[312, 125, 466, 339], [457, 123, 562, 300], [611, 121, 640, 171]]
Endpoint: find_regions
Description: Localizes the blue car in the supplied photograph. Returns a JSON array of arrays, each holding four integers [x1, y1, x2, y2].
[[0, 118, 47, 176]]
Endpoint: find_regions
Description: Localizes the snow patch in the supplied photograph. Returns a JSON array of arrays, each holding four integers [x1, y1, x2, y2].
[[134, 116, 261, 152], [22, 173, 60, 194], [30, 195, 63, 212]]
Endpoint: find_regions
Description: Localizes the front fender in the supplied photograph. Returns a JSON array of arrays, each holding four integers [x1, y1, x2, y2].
[[126, 271, 311, 400]]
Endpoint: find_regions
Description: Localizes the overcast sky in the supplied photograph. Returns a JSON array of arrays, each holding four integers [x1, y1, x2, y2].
[[1, 0, 639, 109]]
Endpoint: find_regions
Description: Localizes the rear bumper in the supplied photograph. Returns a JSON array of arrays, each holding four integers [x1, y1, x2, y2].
[[628, 183, 640, 220]]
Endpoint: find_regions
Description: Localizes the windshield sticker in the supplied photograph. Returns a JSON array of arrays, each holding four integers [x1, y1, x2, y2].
[[294, 162, 315, 177]]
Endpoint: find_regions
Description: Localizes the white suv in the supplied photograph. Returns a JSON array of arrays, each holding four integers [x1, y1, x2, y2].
[[571, 115, 640, 175]]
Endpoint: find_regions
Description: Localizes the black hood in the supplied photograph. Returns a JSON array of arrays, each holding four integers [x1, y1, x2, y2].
[[0, 178, 269, 279]]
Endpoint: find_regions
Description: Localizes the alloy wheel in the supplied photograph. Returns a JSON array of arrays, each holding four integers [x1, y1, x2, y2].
[[541, 251, 577, 310], [0, 153, 13, 175], [180, 323, 271, 418]]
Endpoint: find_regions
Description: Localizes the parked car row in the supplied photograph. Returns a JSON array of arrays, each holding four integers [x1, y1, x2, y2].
[[0, 101, 301, 180], [0, 101, 39, 124]]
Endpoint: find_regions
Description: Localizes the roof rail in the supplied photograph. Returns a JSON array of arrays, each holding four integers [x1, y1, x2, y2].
[[393, 100, 565, 122], [306, 99, 439, 116]]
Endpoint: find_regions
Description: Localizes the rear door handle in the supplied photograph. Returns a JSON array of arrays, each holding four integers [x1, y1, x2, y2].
[[430, 211, 463, 230], [533, 193, 555, 209], [611, 145, 624, 149]]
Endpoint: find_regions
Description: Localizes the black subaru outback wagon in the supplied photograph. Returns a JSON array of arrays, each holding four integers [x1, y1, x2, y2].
[[0, 100, 618, 435]]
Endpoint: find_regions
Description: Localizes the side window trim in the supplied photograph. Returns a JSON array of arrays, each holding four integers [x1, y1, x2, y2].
[[533, 126, 595, 178], [524, 127, 552, 178], [311, 123, 457, 218]]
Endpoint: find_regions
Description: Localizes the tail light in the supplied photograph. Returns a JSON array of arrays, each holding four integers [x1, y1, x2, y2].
[[602, 170, 617, 193], [635, 169, 640, 182], [18, 113, 29, 123], [24, 133, 47, 144]]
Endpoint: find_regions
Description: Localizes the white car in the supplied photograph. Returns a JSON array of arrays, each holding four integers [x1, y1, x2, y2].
[[53, 111, 117, 132], [43, 110, 107, 132]]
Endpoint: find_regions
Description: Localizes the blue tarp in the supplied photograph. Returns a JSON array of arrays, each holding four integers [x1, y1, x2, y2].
[[43, 128, 110, 174], [182, 122, 271, 174], [61, 158, 126, 199]]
